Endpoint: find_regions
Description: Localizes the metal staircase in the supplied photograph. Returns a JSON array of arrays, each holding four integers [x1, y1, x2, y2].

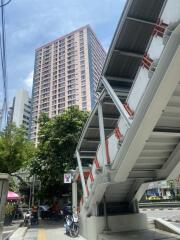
[[75, 0, 180, 223]]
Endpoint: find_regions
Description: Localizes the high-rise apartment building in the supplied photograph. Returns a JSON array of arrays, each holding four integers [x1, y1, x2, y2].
[[8, 89, 31, 137], [31, 25, 106, 142]]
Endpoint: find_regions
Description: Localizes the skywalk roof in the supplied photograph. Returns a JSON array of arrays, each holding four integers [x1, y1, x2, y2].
[[97, 0, 166, 92], [76, 91, 125, 164], [77, 0, 166, 164]]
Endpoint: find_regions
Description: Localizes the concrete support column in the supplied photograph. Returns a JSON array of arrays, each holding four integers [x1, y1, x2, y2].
[[72, 181, 77, 211], [98, 102, 110, 183], [76, 150, 88, 199], [129, 199, 139, 213], [103, 195, 110, 231], [0, 174, 9, 240], [98, 102, 107, 168]]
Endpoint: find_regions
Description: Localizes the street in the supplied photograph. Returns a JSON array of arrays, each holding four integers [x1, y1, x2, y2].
[[141, 208, 180, 229], [140, 208, 180, 221], [23, 221, 85, 240], [21, 210, 180, 240]]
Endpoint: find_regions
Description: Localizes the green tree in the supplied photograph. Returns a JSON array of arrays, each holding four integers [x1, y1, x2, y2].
[[0, 124, 35, 174], [30, 106, 88, 195]]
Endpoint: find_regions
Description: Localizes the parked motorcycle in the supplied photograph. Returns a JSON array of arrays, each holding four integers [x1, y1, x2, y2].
[[64, 213, 79, 237], [24, 210, 38, 227], [24, 210, 31, 227], [31, 211, 38, 225]]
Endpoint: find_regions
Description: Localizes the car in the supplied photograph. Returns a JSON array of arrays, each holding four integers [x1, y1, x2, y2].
[[146, 196, 161, 201], [39, 205, 51, 219], [63, 203, 72, 216]]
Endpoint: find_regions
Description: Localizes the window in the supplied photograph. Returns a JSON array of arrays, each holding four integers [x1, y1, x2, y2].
[[58, 93, 65, 98], [58, 83, 65, 89], [68, 100, 76, 105], [58, 77, 65, 83], [68, 69, 75, 74], [82, 96, 86, 102], [82, 102, 86, 108], [59, 87, 65, 93], [80, 60, 85, 65], [81, 85, 86, 91], [58, 109, 64, 114], [58, 98, 65, 103], [58, 103, 65, 108], [81, 75, 85, 80], [68, 94, 76, 100], [82, 90, 86, 96]]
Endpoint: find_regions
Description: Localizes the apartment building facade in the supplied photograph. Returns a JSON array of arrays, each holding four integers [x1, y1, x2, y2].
[[31, 25, 106, 142]]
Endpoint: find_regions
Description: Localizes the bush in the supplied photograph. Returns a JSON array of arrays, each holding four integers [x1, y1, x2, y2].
[[4, 203, 14, 225], [4, 203, 14, 216]]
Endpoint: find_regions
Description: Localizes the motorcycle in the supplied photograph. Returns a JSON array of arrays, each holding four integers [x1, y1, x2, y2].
[[24, 210, 31, 227], [31, 211, 38, 225], [24, 210, 38, 227], [64, 213, 79, 237]]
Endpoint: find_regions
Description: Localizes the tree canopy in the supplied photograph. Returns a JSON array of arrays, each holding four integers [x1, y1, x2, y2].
[[30, 106, 88, 194], [0, 124, 35, 174]]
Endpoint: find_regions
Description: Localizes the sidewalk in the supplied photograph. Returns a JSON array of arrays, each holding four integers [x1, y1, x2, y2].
[[23, 220, 87, 240], [2, 220, 23, 240], [168, 215, 180, 223], [99, 229, 180, 240]]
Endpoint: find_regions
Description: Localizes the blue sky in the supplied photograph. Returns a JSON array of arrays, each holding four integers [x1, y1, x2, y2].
[[3, 0, 126, 105]]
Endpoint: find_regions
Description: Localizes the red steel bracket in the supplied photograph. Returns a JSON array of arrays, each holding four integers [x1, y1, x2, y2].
[[141, 53, 153, 70], [105, 139, 111, 164], [152, 20, 168, 38], [123, 103, 134, 116], [89, 171, 94, 182], [114, 127, 123, 140], [94, 156, 100, 169]]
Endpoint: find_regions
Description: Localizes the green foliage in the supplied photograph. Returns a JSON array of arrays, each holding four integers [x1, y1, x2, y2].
[[4, 203, 14, 216], [0, 124, 36, 174], [9, 177, 19, 192], [30, 106, 88, 190]]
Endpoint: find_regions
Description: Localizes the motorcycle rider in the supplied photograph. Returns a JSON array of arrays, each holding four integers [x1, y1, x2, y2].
[[31, 203, 38, 224]]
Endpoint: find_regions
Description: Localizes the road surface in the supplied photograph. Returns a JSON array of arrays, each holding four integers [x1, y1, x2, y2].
[[23, 221, 85, 240], [23, 220, 180, 240], [16, 209, 180, 240], [140, 208, 180, 221]]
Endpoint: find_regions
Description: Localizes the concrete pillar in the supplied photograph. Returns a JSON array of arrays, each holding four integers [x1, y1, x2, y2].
[[76, 150, 88, 199], [129, 199, 139, 213], [0, 174, 9, 240], [72, 181, 77, 211]]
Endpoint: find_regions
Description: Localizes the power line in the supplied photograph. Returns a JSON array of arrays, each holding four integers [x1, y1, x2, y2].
[[0, 0, 7, 124], [0, 0, 11, 7], [0, 0, 10, 129]]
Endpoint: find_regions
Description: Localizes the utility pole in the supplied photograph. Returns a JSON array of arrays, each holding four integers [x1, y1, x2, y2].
[[31, 175, 35, 206]]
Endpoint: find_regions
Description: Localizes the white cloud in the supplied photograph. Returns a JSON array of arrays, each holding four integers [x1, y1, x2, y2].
[[24, 71, 33, 90], [7, 0, 126, 98]]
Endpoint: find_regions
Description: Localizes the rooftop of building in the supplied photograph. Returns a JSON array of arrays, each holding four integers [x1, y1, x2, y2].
[[35, 24, 106, 54]]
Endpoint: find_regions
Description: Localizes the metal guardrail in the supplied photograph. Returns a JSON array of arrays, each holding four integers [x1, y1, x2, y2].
[[139, 202, 180, 208]]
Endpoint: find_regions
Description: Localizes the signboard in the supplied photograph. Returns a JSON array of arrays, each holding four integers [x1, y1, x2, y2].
[[64, 173, 72, 184]]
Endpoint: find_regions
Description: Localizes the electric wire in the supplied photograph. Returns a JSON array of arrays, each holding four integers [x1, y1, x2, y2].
[[0, 0, 11, 7], [1, 1, 7, 122], [0, 0, 9, 128]]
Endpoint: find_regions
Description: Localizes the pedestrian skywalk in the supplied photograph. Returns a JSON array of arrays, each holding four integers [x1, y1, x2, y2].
[[75, 0, 180, 227]]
